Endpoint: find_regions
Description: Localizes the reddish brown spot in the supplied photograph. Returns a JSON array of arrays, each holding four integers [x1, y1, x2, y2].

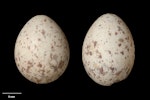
[[99, 54, 102, 59], [115, 32, 118, 35], [89, 51, 92, 55], [38, 63, 42, 67], [120, 51, 124, 55], [99, 67, 104, 75], [58, 61, 64, 69], [41, 29, 45, 35], [119, 38, 124, 42]]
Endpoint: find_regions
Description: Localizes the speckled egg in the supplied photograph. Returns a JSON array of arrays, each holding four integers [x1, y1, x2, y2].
[[82, 13, 135, 86], [14, 15, 70, 84]]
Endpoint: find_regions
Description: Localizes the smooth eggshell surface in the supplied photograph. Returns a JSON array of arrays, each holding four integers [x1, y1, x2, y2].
[[82, 13, 135, 86], [14, 15, 70, 84]]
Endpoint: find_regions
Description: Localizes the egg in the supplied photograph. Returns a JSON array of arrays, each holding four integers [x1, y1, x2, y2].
[[14, 15, 70, 84], [82, 13, 135, 86]]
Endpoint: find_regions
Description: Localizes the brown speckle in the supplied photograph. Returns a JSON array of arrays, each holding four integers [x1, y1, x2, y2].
[[35, 77, 41, 84], [15, 57, 18, 61], [118, 43, 121, 47], [99, 54, 102, 59], [23, 31, 26, 33], [110, 67, 115, 72], [125, 45, 129, 52], [125, 36, 129, 40], [53, 55, 58, 61], [28, 61, 33, 66], [17, 63, 20, 67], [118, 20, 122, 24], [109, 33, 111, 36], [86, 45, 91, 49], [120, 51, 124, 55], [58, 61, 64, 69], [38, 63, 42, 68], [34, 54, 38, 58], [130, 42, 133, 47], [115, 70, 122, 76], [117, 26, 122, 31], [119, 38, 124, 42], [21, 67, 25, 72], [93, 41, 97, 48], [38, 38, 41, 41], [27, 46, 30, 50], [108, 50, 111, 54], [27, 66, 32, 73], [115, 52, 118, 55], [36, 25, 38, 29], [44, 19, 47, 22]]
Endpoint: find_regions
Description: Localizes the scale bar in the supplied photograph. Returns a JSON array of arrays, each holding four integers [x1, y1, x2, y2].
[[2, 92, 22, 94]]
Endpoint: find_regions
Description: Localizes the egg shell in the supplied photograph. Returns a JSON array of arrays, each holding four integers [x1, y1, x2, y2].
[[82, 13, 135, 86], [14, 15, 70, 84]]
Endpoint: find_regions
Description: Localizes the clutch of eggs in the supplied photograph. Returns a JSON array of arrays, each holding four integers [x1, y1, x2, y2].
[[14, 15, 70, 84], [82, 13, 135, 86]]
